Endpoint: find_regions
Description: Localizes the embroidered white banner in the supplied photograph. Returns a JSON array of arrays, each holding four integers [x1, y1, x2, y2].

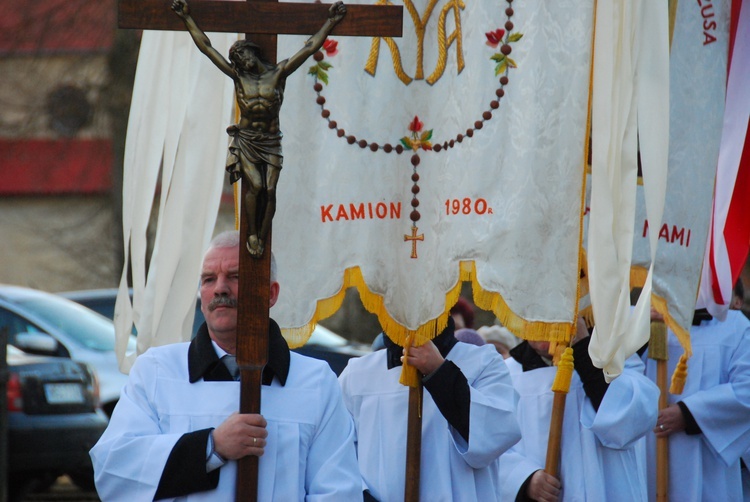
[[629, 0, 730, 353], [117, 0, 596, 361], [584, 0, 731, 370], [272, 0, 594, 346]]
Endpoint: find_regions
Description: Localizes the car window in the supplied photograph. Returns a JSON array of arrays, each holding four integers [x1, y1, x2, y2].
[[308, 325, 348, 347], [12, 295, 118, 352], [0, 307, 45, 345], [80, 299, 116, 320], [71, 291, 202, 339]]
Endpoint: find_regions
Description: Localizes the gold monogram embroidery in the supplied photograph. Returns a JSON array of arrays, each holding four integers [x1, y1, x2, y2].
[[365, 0, 466, 85]]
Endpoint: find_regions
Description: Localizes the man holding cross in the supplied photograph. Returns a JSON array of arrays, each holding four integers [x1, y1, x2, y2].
[[171, 0, 346, 258], [90, 231, 362, 500]]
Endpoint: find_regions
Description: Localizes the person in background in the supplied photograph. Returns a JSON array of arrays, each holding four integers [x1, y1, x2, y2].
[[478, 325, 520, 359], [371, 332, 386, 351], [735, 279, 750, 502], [643, 302, 750, 501], [454, 328, 486, 346], [499, 317, 659, 501], [339, 316, 521, 501], [731, 277, 746, 312], [90, 231, 361, 500], [450, 297, 475, 330]]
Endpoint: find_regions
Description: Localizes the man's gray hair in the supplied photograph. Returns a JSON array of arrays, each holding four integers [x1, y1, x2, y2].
[[208, 230, 240, 249], [206, 230, 277, 282]]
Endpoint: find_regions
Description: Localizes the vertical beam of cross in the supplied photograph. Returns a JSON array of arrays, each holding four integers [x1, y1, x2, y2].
[[236, 1, 275, 497], [118, 1, 402, 499]]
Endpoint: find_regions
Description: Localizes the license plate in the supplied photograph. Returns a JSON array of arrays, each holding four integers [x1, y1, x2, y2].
[[44, 383, 85, 404]]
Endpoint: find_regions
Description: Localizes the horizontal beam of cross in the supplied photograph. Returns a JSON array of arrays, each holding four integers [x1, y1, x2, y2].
[[119, 1, 403, 37]]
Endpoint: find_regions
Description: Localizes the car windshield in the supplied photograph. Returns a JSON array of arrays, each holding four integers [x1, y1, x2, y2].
[[308, 325, 348, 347], [16, 294, 119, 352]]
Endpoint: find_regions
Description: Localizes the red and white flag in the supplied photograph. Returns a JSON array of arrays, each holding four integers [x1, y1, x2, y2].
[[698, 0, 750, 320]]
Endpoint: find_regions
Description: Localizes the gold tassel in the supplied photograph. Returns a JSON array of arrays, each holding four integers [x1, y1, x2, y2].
[[551, 347, 575, 393], [400, 363, 420, 388], [648, 294, 692, 397], [399, 336, 421, 388], [669, 353, 688, 394]]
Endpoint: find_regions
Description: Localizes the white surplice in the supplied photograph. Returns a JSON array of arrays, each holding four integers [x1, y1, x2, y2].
[[338, 343, 520, 502], [498, 354, 658, 501], [643, 310, 750, 502], [90, 343, 361, 501]]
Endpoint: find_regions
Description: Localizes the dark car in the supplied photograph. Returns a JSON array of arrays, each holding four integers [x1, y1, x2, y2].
[[292, 324, 372, 375], [60, 288, 370, 375], [5, 344, 108, 501], [0, 285, 133, 418]]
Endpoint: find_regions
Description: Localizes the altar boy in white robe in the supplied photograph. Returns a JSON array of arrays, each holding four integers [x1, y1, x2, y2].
[[498, 318, 659, 501], [338, 316, 521, 502], [90, 231, 361, 500], [644, 307, 750, 502]]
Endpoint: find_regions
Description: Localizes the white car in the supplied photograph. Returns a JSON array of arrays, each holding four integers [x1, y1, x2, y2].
[[0, 284, 134, 416], [61, 288, 371, 375]]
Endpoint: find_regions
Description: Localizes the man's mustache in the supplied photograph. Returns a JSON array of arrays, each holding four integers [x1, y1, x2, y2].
[[208, 296, 238, 311]]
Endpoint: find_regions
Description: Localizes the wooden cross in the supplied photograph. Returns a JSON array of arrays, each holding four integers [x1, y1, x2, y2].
[[404, 226, 424, 259], [118, 1, 402, 499]]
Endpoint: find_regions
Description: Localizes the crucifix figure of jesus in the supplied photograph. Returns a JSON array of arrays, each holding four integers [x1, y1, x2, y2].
[[118, 0, 401, 498], [172, 0, 346, 257]]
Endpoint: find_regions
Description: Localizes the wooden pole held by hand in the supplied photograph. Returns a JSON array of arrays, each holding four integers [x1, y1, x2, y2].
[[544, 346, 574, 477], [649, 320, 669, 502], [404, 379, 423, 501]]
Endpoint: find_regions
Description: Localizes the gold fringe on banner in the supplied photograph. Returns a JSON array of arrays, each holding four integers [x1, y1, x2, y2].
[[281, 265, 451, 349], [468, 260, 576, 345], [630, 266, 693, 394], [281, 261, 577, 351]]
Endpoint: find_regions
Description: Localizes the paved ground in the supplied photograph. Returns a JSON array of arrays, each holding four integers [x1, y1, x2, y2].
[[19, 476, 99, 502]]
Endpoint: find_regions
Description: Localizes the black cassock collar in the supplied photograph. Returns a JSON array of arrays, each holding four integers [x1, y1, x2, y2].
[[692, 308, 713, 326], [188, 318, 290, 386], [509, 341, 551, 372]]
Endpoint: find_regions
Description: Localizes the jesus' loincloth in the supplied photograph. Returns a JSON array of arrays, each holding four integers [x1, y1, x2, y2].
[[226, 125, 283, 184]]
